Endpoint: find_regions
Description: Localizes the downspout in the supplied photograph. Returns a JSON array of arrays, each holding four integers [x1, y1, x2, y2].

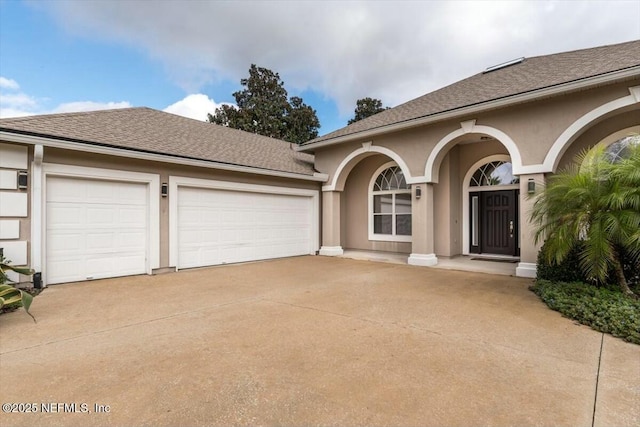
[[30, 144, 43, 287]]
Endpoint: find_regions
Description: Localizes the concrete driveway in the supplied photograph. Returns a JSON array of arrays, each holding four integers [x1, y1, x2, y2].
[[1, 256, 638, 427]]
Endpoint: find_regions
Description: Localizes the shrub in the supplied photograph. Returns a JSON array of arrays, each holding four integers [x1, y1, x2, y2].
[[537, 241, 640, 290], [536, 241, 588, 283], [530, 280, 640, 344]]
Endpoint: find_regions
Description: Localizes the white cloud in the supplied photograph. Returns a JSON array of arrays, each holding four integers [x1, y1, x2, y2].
[[0, 77, 20, 90], [0, 92, 38, 109], [33, 1, 640, 115], [0, 77, 132, 118], [50, 101, 132, 114], [163, 94, 230, 122]]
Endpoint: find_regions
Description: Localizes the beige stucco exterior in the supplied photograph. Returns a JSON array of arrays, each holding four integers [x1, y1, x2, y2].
[[1, 72, 638, 284], [0, 142, 322, 283], [312, 79, 640, 277]]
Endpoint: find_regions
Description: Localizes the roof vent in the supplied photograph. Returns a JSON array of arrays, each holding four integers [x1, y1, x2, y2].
[[483, 57, 525, 74]]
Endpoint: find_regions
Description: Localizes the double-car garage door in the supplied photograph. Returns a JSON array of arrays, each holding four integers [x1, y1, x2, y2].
[[45, 174, 316, 285], [176, 186, 315, 269]]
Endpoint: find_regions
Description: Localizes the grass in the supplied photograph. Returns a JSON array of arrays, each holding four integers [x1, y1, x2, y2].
[[530, 280, 640, 345]]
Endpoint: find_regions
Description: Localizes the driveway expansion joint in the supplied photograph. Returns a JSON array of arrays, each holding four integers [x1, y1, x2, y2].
[[591, 332, 605, 427]]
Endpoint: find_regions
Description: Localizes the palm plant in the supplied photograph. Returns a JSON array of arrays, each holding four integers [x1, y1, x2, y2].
[[0, 254, 36, 322], [530, 143, 640, 297]]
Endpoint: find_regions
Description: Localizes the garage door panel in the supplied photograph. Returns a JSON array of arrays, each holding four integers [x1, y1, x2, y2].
[[46, 176, 148, 284], [177, 186, 313, 269], [48, 205, 84, 227]]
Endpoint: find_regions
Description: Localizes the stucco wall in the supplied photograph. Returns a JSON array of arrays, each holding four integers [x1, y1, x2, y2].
[[556, 109, 640, 170], [341, 154, 411, 253], [6, 144, 321, 275], [312, 80, 640, 184], [0, 142, 32, 282]]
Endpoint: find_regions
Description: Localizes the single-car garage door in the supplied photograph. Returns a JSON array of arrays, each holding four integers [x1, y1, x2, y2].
[[46, 176, 148, 284], [177, 186, 315, 269]]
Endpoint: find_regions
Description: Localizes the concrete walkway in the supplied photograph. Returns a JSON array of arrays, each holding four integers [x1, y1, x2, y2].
[[1, 256, 638, 427]]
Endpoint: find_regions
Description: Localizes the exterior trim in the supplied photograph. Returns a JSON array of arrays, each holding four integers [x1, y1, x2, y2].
[[367, 161, 412, 243], [169, 176, 320, 269], [30, 145, 43, 274], [319, 246, 344, 256], [542, 85, 640, 173], [39, 163, 160, 286], [516, 262, 537, 278], [0, 131, 325, 183], [408, 253, 438, 266], [461, 155, 514, 256], [298, 67, 640, 152], [425, 122, 523, 183], [322, 143, 423, 192]]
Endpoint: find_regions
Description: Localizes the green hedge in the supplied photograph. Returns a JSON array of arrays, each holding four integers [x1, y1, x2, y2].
[[536, 241, 588, 283], [537, 241, 640, 289], [530, 280, 640, 344]]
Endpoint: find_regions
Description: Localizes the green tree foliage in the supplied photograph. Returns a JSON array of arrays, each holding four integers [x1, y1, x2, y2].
[[347, 97, 389, 125], [530, 142, 640, 297], [208, 65, 319, 144]]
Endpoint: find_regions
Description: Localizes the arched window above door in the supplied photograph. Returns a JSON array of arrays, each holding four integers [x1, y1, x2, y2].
[[470, 161, 519, 187]]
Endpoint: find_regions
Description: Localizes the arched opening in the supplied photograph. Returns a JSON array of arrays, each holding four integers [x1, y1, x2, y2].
[[341, 155, 412, 254], [463, 157, 520, 256], [593, 126, 639, 163], [368, 162, 412, 242]]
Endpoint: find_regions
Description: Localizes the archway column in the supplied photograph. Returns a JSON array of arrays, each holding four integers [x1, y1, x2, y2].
[[516, 173, 545, 278], [319, 190, 343, 256], [408, 182, 438, 266]]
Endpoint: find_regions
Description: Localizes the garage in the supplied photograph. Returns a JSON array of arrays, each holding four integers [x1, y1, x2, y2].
[[172, 178, 318, 269], [46, 176, 149, 284]]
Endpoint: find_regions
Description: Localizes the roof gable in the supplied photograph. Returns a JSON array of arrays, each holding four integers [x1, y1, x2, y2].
[[304, 40, 640, 147]]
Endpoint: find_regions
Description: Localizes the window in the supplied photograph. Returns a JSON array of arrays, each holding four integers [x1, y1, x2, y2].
[[581, 132, 639, 170], [370, 165, 411, 240], [603, 135, 639, 163], [470, 161, 519, 187]]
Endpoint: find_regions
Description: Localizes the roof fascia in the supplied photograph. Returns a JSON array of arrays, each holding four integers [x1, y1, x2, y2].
[[0, 131, 327, 182], [297, 66, 640, 152]]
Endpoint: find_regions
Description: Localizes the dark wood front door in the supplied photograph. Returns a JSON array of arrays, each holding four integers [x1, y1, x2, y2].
[[470, 189, 518, 256]]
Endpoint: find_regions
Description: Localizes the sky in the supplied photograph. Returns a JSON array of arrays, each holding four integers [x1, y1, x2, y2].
[[0, 1, 639, 135]]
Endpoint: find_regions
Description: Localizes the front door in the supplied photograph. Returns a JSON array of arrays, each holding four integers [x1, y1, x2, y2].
[[469, 189, 518, 256]]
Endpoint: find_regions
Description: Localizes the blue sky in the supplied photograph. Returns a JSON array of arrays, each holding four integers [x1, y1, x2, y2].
[[1, 0, 639, 136]]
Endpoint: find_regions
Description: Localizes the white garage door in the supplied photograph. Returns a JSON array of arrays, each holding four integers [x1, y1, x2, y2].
[[46, 177, 148, 284], [177, 186, 314, 269]]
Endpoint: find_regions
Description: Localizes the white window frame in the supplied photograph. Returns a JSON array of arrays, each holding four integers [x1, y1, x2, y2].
[[368, 161, 412, 242], [462, 155, 518, 255]]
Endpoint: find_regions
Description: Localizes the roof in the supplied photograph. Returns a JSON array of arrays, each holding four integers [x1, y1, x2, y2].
[[0, 107, 316, 176], [302, 39, 640, 149]]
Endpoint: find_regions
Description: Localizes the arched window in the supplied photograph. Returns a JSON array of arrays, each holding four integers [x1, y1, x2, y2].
[[603, 135, 639, 163], [470, 161, 519, 187], [370, 165, 411, 239]]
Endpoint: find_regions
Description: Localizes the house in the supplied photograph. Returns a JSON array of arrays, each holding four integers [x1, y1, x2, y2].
[[0, 108, 324, 285], [1, 40, 638, 286], [297, 40, 640, 278]]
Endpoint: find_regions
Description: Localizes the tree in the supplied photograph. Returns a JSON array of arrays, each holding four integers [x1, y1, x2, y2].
[[347, 97, 389, 125], [284, 96, 320, 144], [208, 64, 319, 144], [530, 142, 640, 297]]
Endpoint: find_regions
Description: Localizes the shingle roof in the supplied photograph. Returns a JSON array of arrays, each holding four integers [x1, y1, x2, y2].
[[304, 39, 640, 146], [0, 107, 316, 176]]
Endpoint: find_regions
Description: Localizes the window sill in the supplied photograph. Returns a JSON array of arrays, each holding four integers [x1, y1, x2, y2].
[[368, 234, 412, 243]]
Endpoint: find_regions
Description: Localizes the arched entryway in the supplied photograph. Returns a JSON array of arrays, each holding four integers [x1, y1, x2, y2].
[[463, 156, 520, 256]]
